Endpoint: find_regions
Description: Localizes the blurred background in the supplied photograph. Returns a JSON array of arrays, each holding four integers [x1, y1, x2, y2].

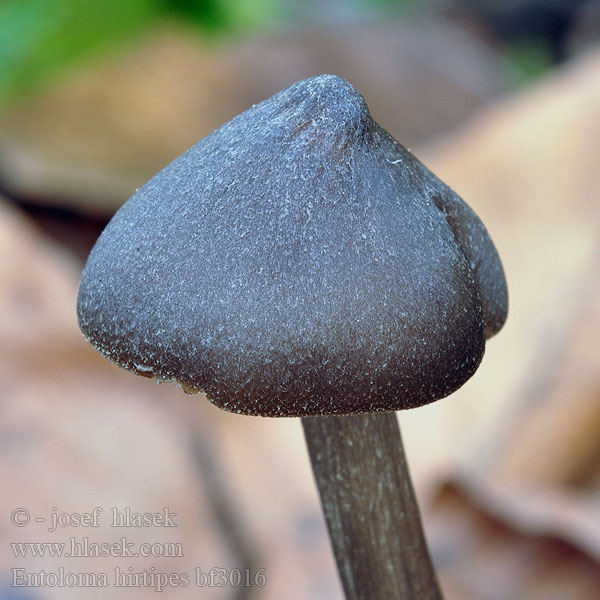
[[1, 0, 600, 598]]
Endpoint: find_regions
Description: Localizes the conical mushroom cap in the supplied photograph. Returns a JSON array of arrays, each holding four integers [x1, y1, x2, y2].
[[77, 75, 508, 417]]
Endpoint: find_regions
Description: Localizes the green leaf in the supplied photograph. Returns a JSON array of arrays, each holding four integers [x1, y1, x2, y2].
[[0, 0, 160, 106]]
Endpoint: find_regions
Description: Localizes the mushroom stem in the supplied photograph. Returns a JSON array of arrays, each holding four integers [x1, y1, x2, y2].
[[302, 411, 443, 600]]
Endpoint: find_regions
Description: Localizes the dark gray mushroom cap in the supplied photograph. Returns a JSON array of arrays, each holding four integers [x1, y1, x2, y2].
[[77, 75, 508, 417]]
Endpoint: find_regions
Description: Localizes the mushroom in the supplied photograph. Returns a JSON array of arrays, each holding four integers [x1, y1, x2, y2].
[[77, 75, 508, 599]]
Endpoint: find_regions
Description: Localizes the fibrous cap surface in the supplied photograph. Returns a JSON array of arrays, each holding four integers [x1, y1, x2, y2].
[[77, 75, 508, 416]]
